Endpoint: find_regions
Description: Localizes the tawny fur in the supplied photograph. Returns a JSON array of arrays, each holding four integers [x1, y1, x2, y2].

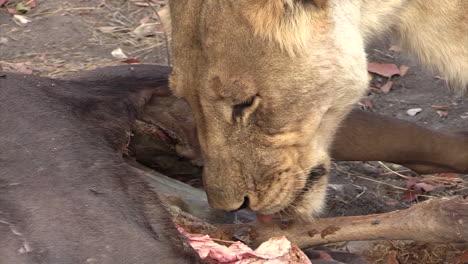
[[167, 0, 467, 219], [244, 0, 468, 90]]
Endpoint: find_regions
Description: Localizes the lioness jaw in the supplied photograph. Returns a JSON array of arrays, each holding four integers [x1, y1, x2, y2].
[[168, 0, 468, 219]]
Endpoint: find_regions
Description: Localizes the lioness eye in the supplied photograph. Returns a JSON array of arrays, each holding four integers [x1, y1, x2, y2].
[[232, 95, 259, 122]]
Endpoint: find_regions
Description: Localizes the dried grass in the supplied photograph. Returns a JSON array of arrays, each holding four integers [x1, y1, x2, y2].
[[0, 0, 169, 77], [367, 240, 463, 264]]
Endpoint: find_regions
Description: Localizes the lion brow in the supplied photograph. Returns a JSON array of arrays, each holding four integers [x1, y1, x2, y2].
[[244, 0, 327, 56]]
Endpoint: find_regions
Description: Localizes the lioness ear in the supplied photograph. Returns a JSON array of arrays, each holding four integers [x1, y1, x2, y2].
[[245, 0, 328, 55]]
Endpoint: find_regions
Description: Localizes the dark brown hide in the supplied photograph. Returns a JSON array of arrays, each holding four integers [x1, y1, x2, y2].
[[0, 65, 201, 264]]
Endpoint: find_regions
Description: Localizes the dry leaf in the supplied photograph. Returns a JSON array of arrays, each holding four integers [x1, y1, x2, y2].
[[387, 251, 400, 264], [16, 2, 31, 12], [368, 62, 401, 77], [452, 250, 468, 264], [122, 58, 141, 64], [404, 189, 420, 202], [414, 182, 437, 192], [11, 62, 33, 74], [404, 179, 438, 202], [399, 65, 409, 76], [25, 0, 37, 8], [380, 81, 393, 93], [0, 0, 7, 6]]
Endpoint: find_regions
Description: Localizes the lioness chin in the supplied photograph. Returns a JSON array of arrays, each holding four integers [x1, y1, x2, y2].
[[168, 0, 467, 220]]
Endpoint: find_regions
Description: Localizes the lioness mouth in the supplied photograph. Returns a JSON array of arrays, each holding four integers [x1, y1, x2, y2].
[[257, 165, 328, 223], [292, 164, 328, 205]]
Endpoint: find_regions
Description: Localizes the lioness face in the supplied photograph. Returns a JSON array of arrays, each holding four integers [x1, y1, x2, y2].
[[170, 0, 369, 219]]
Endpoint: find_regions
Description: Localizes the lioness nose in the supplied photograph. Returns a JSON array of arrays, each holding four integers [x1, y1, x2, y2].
[[205, 187, 252, 211], [231, 196, 249, 212]]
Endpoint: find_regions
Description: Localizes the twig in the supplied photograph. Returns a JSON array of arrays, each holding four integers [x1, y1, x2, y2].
[[377, 161, 411, 179], [29, 7, 97, 17], [129, 43, 162, 56], [144, 0, 171, 66], [213, 197, 468, 248], [380, 169, 412, 176], [352, 174, 407, 191], [333, 164, 407, 191]]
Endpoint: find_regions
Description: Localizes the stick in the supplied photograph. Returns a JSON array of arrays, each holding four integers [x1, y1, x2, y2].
[[213, 196, 467, 248], [126, 161, 467, 249]]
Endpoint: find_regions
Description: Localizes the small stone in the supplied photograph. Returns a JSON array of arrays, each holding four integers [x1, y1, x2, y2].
[[328, 184, 344, 192], [18, 243, 32, 253], [343, 241, 371, 254], [0, 37, 8, 45], [406, 108, 422, 116], [13, 15, 31, 25], [111, 48, 128, 60]]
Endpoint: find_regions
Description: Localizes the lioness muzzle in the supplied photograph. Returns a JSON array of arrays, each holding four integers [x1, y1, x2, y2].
[[168, 0, 467, 219]]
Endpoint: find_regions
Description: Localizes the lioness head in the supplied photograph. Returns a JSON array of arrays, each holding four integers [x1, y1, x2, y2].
[[169, 0, 369, 220]]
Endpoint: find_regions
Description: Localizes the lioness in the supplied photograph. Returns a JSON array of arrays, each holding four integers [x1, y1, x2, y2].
[[168, 0, 467, 220]]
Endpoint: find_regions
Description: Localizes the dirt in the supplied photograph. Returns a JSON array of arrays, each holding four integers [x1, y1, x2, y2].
[[325, 39, 468, 218], [0, 0, 169, 77], [1, 1, 466, 263]]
